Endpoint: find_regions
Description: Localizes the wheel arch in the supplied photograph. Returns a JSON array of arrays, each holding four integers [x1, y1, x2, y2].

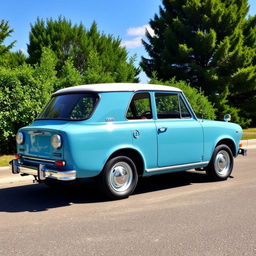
[[104, 148, 145, 177], [215, 138, 237, 156]]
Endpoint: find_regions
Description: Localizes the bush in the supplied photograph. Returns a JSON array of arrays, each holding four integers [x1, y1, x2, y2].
[[0, 49, 56, 154]]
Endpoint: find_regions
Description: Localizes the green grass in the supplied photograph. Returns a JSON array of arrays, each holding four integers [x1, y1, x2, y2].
[[0, 155, 14, 167], [242, 128, 256, 140]]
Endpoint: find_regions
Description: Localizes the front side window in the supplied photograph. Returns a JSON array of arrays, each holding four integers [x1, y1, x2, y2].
[[37, 93, 98, 120], [126, 93, 152, 120], [155, 93, 191, 119]]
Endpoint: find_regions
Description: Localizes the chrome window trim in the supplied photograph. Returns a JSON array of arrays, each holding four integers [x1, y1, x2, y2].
[[146, 161, 209, 173]]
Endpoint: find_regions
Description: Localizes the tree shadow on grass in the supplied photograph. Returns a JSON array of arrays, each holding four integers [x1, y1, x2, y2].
[[0, 171, 212, 213]]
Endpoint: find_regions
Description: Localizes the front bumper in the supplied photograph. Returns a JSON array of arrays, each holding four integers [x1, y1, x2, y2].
[[238, 147, 247, 156], [10, 159, 76, 181]]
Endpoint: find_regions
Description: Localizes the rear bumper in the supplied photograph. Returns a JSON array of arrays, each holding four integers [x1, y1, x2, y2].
[[238, 147, 247, 156], [10, 159, 76, 181]]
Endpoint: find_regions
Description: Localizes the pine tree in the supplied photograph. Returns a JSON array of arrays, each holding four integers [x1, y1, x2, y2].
[[142, 0, 256, 126], [0, 20, 15, 55]]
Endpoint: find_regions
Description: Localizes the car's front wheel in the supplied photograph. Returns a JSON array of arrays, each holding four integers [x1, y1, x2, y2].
[[206, 144, 234, 180], [99, 156, 138, 200]]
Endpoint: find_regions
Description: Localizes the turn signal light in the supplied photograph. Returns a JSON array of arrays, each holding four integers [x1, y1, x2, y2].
[[55, 161, 66, 167], [239, 143, 243, 147], [15, 154, 21, 159]]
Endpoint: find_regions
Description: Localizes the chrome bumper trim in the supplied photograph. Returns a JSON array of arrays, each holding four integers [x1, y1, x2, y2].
[[10, 160, 76, 181], [23, 156, 56, 163], [146, 161, 209, 173]]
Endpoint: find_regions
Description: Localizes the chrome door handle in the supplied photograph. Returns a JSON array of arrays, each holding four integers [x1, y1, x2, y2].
[[158, 127, 168, 133]]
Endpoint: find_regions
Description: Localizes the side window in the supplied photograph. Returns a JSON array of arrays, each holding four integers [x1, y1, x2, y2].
[[179, 96, 192, 118], [126, 93, 152, 120], [155, 93, 180, 119], [70, 96, 96, 120]]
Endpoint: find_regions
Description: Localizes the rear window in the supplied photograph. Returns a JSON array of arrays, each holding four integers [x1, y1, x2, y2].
[[37, 93, 99, 120]]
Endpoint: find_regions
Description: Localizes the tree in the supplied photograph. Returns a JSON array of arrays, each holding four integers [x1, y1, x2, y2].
[[142, 0, 256, 126], [0, 20, 15, 55], [27, 17, 139, 82], [56, 58, 82, 90], [0, 20, 27, 68]]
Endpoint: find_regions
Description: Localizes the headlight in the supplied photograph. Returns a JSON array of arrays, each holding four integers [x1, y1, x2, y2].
[[16, 132, 24, 145], [51, 134, 62, 149]]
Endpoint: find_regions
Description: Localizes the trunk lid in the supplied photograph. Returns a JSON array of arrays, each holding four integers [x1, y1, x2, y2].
[[18, 127, 64, 160]]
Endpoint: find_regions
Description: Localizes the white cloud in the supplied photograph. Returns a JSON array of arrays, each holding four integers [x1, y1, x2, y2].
[[121, 36, 143, 49], [127, 24, 154, 37], [121, 24, 155, 49]]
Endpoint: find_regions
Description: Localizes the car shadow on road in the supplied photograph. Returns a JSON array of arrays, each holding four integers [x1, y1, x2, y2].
[[0, 171, 211, 212]]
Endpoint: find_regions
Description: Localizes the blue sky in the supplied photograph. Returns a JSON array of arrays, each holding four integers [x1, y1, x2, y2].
[[1, 0, 255, 83]]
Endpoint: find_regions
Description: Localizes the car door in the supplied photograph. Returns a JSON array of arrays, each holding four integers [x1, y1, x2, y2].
[[155, 92, 204, 167], [126, 92, 158, 169]]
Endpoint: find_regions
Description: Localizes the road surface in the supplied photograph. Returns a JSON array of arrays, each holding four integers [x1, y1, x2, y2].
[[0, 149, 255, 255]]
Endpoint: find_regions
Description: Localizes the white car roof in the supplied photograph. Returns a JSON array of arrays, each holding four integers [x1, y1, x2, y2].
[[54, 83, 182, 95]]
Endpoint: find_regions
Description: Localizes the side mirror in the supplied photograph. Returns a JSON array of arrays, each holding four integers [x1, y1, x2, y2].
[[224, 114, 231, 122]]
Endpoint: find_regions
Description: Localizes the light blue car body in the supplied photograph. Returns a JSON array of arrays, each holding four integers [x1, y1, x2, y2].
[[16, 84, 243, 179]]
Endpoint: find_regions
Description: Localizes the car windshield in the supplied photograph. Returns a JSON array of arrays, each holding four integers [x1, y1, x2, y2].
[[37, 93, 99, 120]]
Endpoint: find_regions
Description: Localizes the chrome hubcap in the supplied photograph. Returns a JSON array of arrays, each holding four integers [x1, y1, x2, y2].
[[214, 150, 231, 177], [109, 162, 133, 192]]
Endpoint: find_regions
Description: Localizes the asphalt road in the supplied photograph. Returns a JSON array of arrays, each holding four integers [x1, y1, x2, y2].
[[0, 150, 255, 256]]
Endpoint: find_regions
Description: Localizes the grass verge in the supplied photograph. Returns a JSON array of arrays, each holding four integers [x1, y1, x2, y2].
[[0, 155, 14, 167], [242, 128, 256, 140]]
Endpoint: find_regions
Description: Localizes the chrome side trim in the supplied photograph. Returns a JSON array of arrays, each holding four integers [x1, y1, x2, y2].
[[23, 156, 55, 163], [146, 161, 209, 173]]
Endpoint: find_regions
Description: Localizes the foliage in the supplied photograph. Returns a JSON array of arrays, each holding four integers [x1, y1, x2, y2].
[[150, 77, 216, 120], [55, 57, 82, 91], [27, 17, 139, 82], [142, 0, 256, 126], [0, 50, 27, 68], [0, 20, 15, 55], [0, 48, 56, 154]]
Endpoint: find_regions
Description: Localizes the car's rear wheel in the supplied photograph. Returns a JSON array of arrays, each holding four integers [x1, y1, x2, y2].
[[99, 156, 138, 200], [206, 144, 234, 180]]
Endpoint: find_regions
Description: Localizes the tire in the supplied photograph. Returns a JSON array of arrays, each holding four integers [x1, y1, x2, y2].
[[206, 144, 234, 181], [99, 156, 138, 200]]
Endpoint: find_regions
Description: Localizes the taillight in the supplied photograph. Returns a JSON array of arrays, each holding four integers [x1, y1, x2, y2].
[[55, 161, 66, 167]]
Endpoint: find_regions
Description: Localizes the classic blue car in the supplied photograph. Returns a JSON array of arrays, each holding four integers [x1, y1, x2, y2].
[[10, 83, 246, 199]]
